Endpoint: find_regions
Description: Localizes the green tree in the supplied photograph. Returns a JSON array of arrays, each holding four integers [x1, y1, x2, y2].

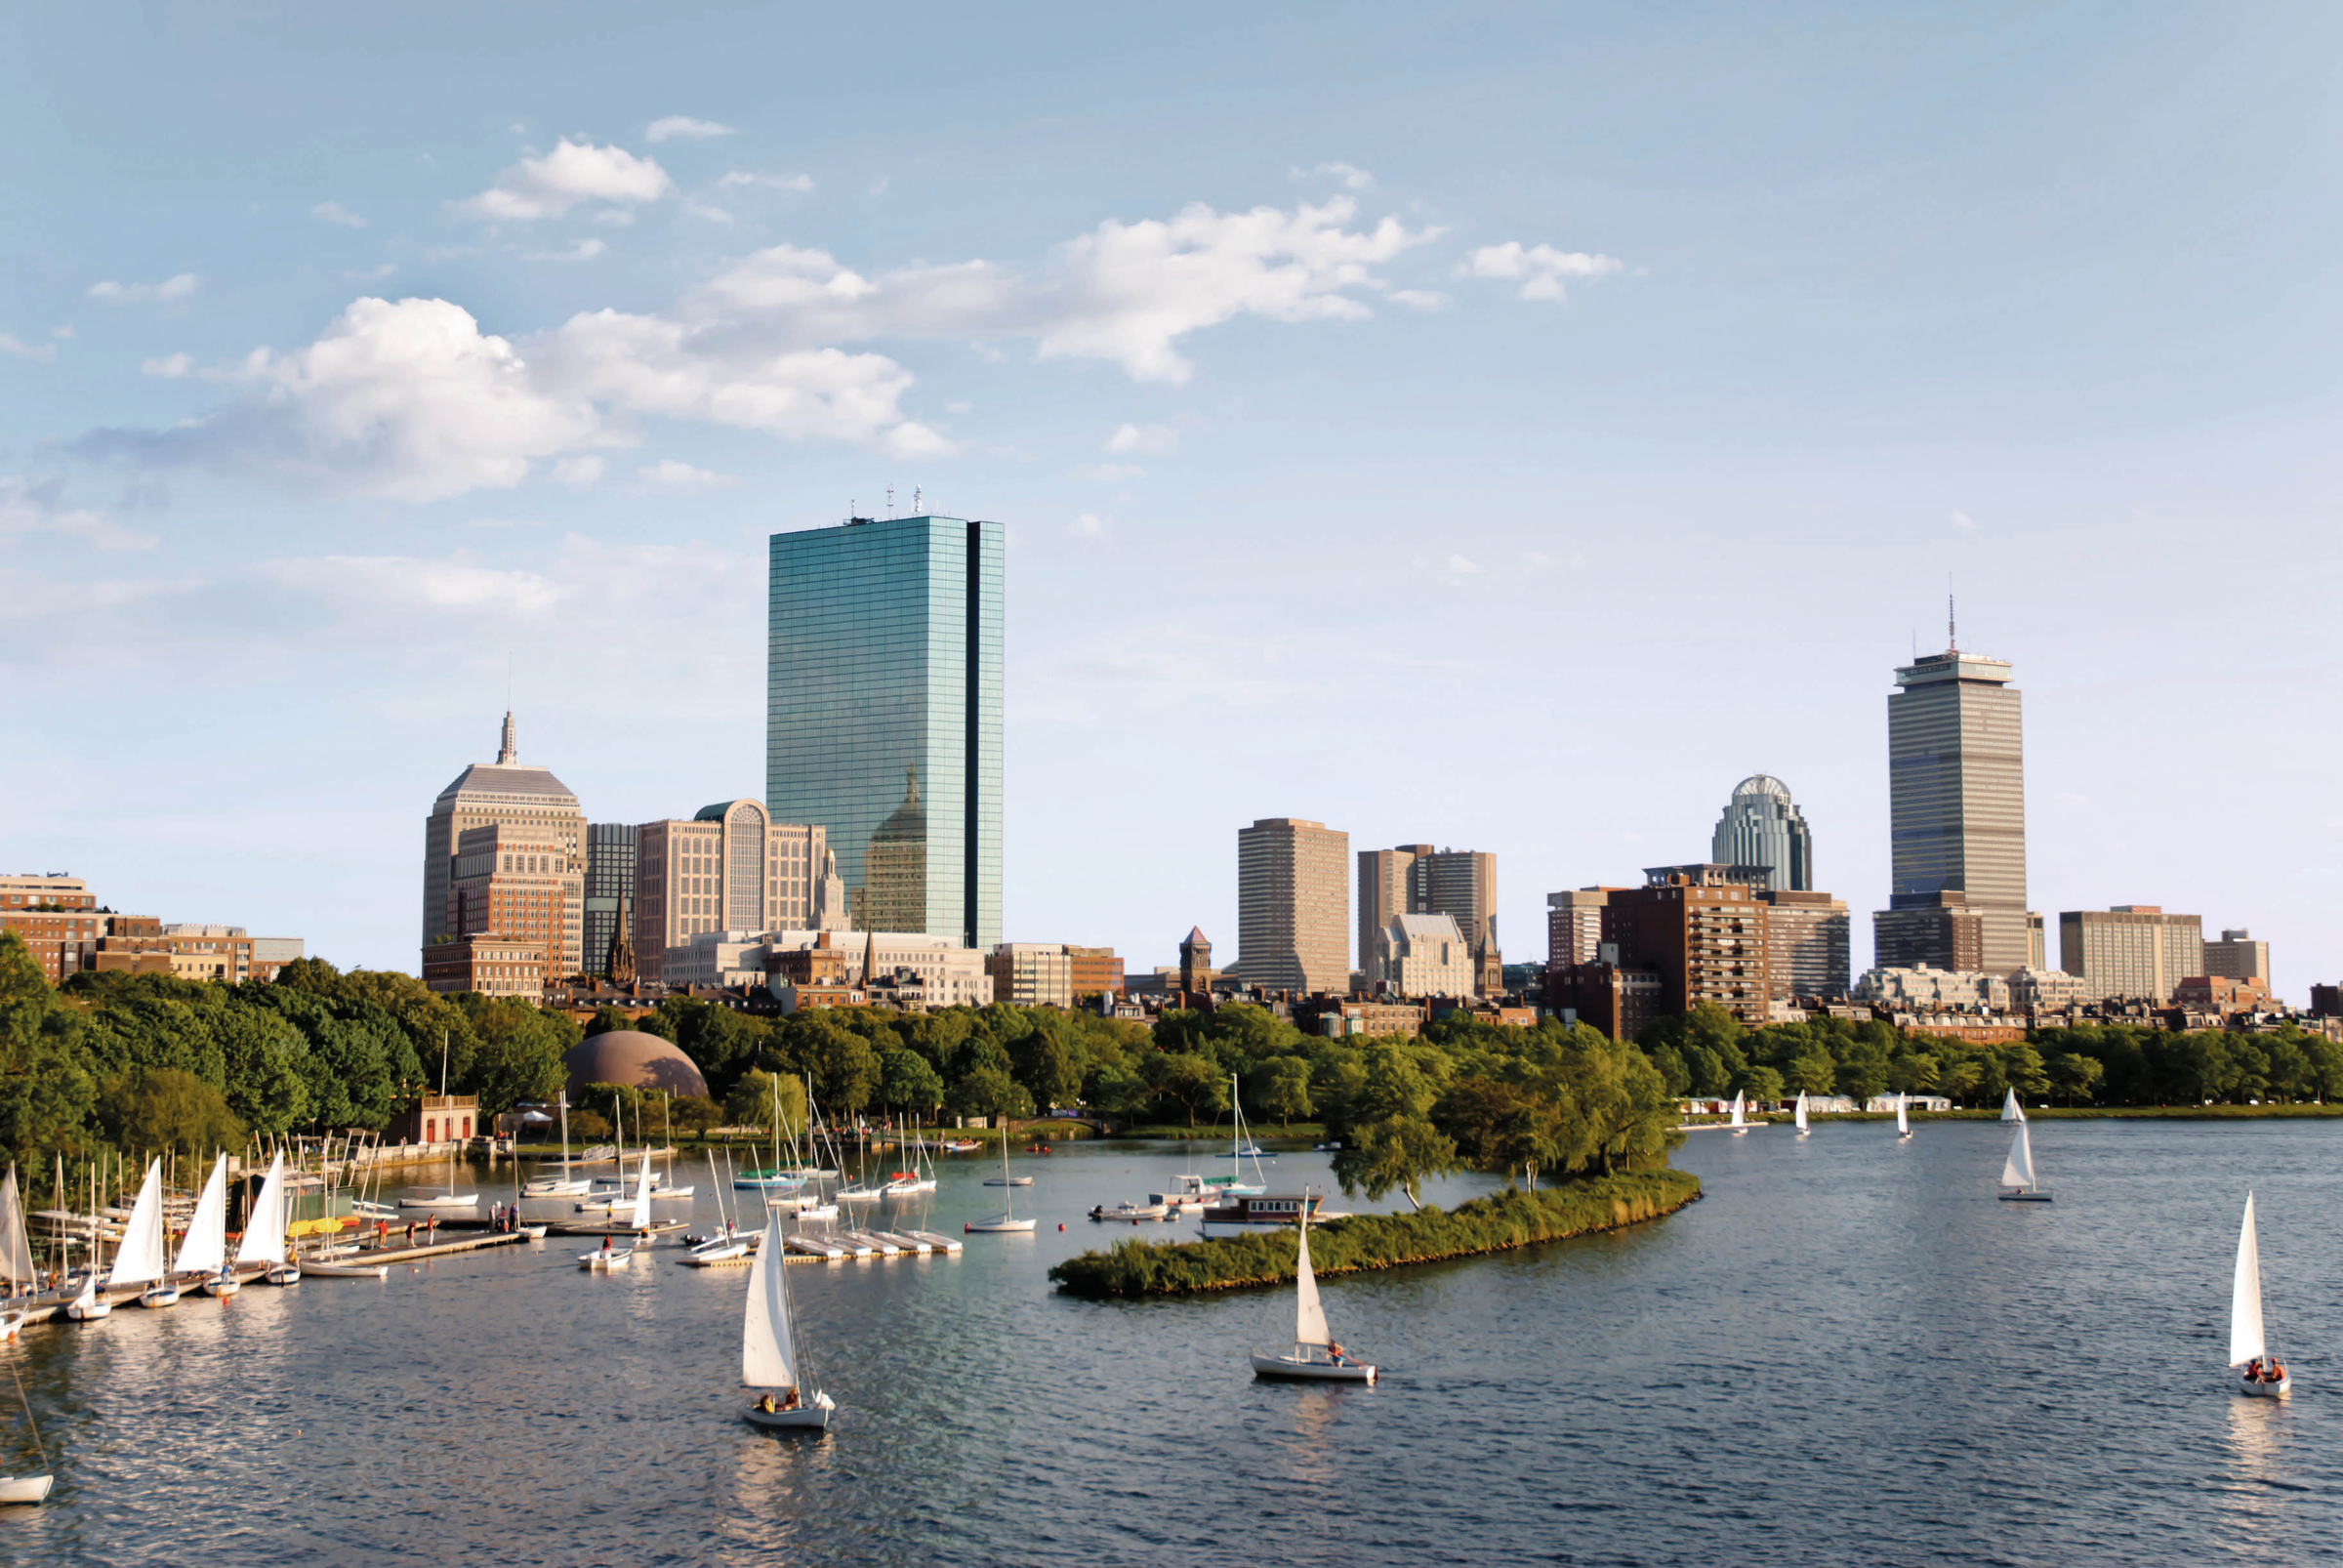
[[880, 1049, 946, 1117], [947, 1065, 1034, 1123], [2001, 1045, 2051, 1101], [1332, 1114, 1457, 1210], [1734, 1064, 1785, 1105], [102, 1067, 244, 1162], [1249, 1056, 1315, 1130], [462, 997, 577, 1116], [2046, 1052, 2105, 1106], [1146, 1052, 1229, 1127], [1786, 1048, 1838, 1097], [724, 1069, 808, 1135], [1009, 1024, 1085, 1114]]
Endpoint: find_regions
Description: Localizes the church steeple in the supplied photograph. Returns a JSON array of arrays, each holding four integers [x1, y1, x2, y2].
[[497, 710, 518, 765]]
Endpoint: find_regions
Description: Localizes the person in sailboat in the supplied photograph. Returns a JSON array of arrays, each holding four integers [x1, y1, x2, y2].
[[1327, 1341, 1346, 1367]]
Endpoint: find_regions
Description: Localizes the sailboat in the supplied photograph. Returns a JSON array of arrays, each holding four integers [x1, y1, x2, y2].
[[110, 1160, 178, 1308], [62, 1161, 110, 1322], [1208, 1074, 1269, 1192], [178, 1153, 235, 1297], [1728, 1090, 1748, 1133], [0, 1346, 51, 1504], [741, 1209, 835, 1430], [966, 1133, 1036, 1233], [1251, 1197, 1375, 1383], [1792, 1092, 1810, 1136], [239, 1151, 300, 1285], [400, 1036, 478, 1209], [523, 1092, 592, 1197], [2001, 1087, 2026, 1124], [1996, 1120, 2051, 1202], [2231, 1191, 2290, 1397], [579, 1153, 652, 1270], [0, 1166, 35, 1339], [1895, 1094, 1913, 1140]]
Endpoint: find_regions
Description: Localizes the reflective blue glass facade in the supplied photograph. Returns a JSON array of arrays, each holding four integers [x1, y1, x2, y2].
[[767, 516, 1003, 947]]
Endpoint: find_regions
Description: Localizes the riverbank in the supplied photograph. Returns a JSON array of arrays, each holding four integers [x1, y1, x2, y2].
[[1728, 1103, 2343, 1125], [1048, 1169, 1702, 1299]]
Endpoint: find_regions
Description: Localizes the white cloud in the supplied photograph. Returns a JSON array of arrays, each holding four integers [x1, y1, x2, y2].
[[1071, 512, 1107, 537], [1387, 289, 1449, 311], [1951, 511, 1977, 529], [451, 140, 673, 222], [257, 554, 569, 616], [89, 273, 198, 306], [141, 352, 193, 378], [346, 263, 399, 282], [1292, 161, 1374, 190], [637, 458, 720, 489], [0, 476, 156, 550], [525, 238, 609, 264], [312, 201, 368, 228], [1446, 554, 1485, 575], [1461, 242, 1623, 304], [0, 332, 55, 362], [682, 200, 735, 225], [1106, 422, 1178, 454], [646, 116, 739, 144], [79, 297, 606, 502], [552, 455, 606, 486], [719, 171, 815, 193]]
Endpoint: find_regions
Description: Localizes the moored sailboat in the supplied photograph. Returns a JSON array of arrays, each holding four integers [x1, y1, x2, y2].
[[966, 1133, 1036, 1233], [1996, 1120, 2051, 1202], [238, 1152, 299, 1285], [2231, 1191, 2289, 1397], [1252, 1198, 1375, 1383], [2001, 1087, 2026, 1124], [177, 1153, 235, 1296], [0, 1345, 50, 1504], [742, 1210, 834, 1430], [0, 1165, 35, 1337], [112, 1160, 179, 1308]]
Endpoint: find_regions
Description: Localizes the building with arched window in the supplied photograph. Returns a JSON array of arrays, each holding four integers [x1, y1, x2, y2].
[[1709, 775, 1813, 892]]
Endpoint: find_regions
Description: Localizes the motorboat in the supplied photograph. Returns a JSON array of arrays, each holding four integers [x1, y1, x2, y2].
[[1089, 1200, 1170, 1223]]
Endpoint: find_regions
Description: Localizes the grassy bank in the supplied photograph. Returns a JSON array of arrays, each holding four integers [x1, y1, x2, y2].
[[1739, 1103, 2343, 1124], [1048, 1169, 1702, 1300]]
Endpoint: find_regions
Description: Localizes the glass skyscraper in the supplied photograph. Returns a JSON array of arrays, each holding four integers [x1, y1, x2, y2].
[[1709, 775, 1812, 891], [767, 515, 1003, 948]]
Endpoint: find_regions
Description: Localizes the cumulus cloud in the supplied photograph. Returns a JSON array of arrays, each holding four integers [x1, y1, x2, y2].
[[0, 332, 55, 362], [89, 273, 197, 305], [1461, 242, 1622, 303], [78, 297, 606, 502], [526, 238, 609, 264], [719, 171, 814, 192], [646, 116, 738, 144], [0, 476, 156, 550], [1292, 162, 1374, 190], [552, 455, 606, 486], [141, 352, 193, 378], [312, 201, 368, 228], [1387, 288, 1449, 311], [637, 458, 720, 489], [1106, 423, 1178, 455], [452, 140, 673, 222]]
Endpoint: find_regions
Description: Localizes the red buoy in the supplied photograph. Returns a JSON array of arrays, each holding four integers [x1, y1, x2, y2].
[[1057, 1222, 1065, 1231]]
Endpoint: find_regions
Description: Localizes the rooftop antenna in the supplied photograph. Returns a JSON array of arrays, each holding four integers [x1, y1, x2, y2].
[[848, 497, 856, 520], [886, 483, 894, 517], [1948, 577, 1957, 653], [912, 484, 922, 514]]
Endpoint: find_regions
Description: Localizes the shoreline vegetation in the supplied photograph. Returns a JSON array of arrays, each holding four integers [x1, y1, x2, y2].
[[1701, 1103, 2343, 1125], [1048, 1170, 1702, 1299]]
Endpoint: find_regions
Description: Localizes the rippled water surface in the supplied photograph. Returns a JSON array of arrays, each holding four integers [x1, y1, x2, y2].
[[3, 1120, 2341, 1566]]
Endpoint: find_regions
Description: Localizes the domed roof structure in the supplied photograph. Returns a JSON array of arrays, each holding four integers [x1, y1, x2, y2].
[[562, 1030, 709, 1101], [1732, 774, 1792, 800]]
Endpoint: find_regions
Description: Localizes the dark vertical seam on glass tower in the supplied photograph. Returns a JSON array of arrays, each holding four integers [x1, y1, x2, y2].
[[965, 520, 981, 949]]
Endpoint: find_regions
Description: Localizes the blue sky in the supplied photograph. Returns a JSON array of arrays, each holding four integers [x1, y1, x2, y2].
[[4, 3, 2339, 997]]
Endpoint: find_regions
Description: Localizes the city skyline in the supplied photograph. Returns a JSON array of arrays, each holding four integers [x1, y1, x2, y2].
[[5, 8, 2339, 999]]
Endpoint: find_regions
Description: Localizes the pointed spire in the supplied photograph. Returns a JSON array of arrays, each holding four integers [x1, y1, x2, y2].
[[861, 927, 878, 985], [497, 710, 518, 765]]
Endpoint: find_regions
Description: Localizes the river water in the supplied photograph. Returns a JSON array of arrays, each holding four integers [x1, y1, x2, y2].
[[2, 1120, 2339, 1566]]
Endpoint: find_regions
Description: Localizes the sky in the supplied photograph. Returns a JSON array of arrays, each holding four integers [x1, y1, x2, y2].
[[4, 3, 2340, 999]]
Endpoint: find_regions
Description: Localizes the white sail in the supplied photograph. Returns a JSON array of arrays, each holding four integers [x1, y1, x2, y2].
[[1729, 1091, 1746, 1128], [2001, 1088, 2025, 1124], [0, 1166, 33, 1287], [1293, 1212, 1330, 1347], [741, 1211, 798, 1389], [108, 1160, 168, 1288], [631, 1150, 654, 1232], [1896, 1095, 1910, 1135], [174, 1154, 230, 1278], [2000, 1122, 2036, 1190], [2230, 1191, 2267, 1368], [1793, 1093, 1809, 1133], [236, 1152, 290, 1266]]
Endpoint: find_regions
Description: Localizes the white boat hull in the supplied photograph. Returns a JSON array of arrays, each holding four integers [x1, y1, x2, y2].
[[1998, 1189, 2053, 1203], [1252, 1351, 1377, 1383], [64, 1296, 109, 1322], [0, 1310, 23, 1341], [522, 1178, 592, 1197], [744, 1393, 834, 1431], [982, 1177, 1034, 1187], [138, 1285, 181, 1308], [265, 1264, 301, 1286], [0, 1474, 53, 1505], [398, 1194, 477, 1209], [201, 1274, 240, 1298], [579, 1250, 634, 1270], [2240, 1373, 2291, 1397], [303, 1261, 390, 1279], [966, 1217, 1036, 1233]]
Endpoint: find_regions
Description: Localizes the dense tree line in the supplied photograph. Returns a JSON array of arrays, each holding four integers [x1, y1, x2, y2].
[[1638, 1003, 2343, 1109]]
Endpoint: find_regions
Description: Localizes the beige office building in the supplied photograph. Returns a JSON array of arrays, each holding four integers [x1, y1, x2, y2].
[[632, 801, 835, 984], [1367, 912, 1476, 999], [424, 713, 586, 977], [2059, 905, 2204, 1002], [1237, 817, 1349, 994], [1756, 889, 1852, 1000], [2204, 928, 2270, 984], [1360, 844, 1500, 995]]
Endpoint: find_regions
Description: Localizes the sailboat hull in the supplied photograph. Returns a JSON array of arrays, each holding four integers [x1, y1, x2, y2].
[[1997, 1189, 2054, 1203], [137, 1285, 181, 1307], [2239, 1373, 2291, 1397], [966, 1218, 1036, 1233], [1252, 1352, 1377, 1383], [744, 1403, 831, 1430], [264, 1264, 301, 1286], [0, 1474, 53, 1505], [201, 1275, 240, 1298]]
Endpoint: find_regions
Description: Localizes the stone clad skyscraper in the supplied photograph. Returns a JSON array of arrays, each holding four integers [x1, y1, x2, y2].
[[767, 515, 1004, 949], [422, 712, 586, 977], [1871, 627, 2032, 976], [1237, 817, 1349, 994]]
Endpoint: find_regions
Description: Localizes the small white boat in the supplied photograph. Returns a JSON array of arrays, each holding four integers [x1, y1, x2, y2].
[[0, 1309, 23, 1341], [264, 1263, 301, 1287], [784, 1235, 844, 1259], [303, 1259, 390, 1280], [63, 1272, 108, 1321], [966, 1216, 1036, 1233], [579, 1245, 634, 1270], [0, 1167, 35, 1311], [900, 1229, 964, 1254], [0, 1475, 51, 1506], [1089, 1200, 1169, 1222], [1793, 1092, 1810, 1136], [200, 1267, 240, 1299], [835, 1183, 885, 1203], [981, 1176, 1034, 1187], [2001, 1088, 2026, 1124], [112, 1159, 176, 1307], [969, 1135, 1037, 1232], [871, 1230, 931, 1254], [397, 1191, 478, 1210], [173, 1153, 232, 1300], [843, 1230, 900, 1256], [1728, 1091, 1748, 1132], [238, 1153, 296, 1287], [1895, 1095, 1913, 1140], [1252, 1199, 1376, 1383], [522, 1176, 592, 1197], [741, 1211, 834, 1431], [2231, 1191, 2290, 1397], [1997, 1121, 2052, 1202], [1233, 1142, 1267, 1159]]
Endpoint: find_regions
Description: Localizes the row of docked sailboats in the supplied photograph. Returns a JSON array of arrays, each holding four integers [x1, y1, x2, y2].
[[61, 1151, 300, 1321]]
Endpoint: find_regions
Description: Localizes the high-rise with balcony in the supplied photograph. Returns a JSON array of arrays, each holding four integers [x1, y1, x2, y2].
[[1710, 775, 1813, 891], [768, 515, 1004, 949], [1237, 817, 1349, 994], [1871, 632, 2032, 976]]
